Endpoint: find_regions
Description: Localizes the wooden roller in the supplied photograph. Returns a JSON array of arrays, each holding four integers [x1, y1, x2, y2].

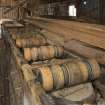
[[61, 63, 71, 86], [61, 64, 69, 86], [39, 46, 55, 60], [35, 59, 101, 92], [37, 67, 53, 91], [24, 48, 31, 61], [16, 35, 46, 48], [55, 46, 64, 57], [76, 60, 89, 82], [24, 46, 64, 61], [51, 65, 65, 89]]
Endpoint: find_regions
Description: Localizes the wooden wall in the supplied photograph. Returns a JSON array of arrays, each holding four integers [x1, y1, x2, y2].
[[0, 0, 23, 20], [38, 0, 75, 16], [36, 0, 105, 24], [78, 0, 100, 23]]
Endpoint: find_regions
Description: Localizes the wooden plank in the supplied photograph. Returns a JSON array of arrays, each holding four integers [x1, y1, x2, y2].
[[24, 18, 105, 50], [65, 40, 105, 64]]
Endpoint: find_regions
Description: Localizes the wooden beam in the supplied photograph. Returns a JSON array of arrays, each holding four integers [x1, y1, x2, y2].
[[4, 0, 27, 14]]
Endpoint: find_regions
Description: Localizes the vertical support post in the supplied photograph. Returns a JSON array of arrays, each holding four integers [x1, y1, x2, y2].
[[76, 0, 81, 18]]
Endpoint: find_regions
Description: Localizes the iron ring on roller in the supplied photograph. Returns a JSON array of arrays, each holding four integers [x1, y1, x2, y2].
[[63, 63, 71, 87], [56, 46, 61, 57], [83, 60, 94, 81], [50, 66, 56, 89], [51, 66, 57, 89], [60, 64, 69, 86], [54, 46, 58, 57], [56, 46, 59, 57], [38, 67, 54, 92], [58, 46, 64, 57], [66, 63, 73, 87], [38, 47, 43, 60], [87, 59, 101, 80], [65, 63, 74, 86]]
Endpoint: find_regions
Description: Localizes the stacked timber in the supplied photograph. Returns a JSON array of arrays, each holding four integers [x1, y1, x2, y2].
[[24, 46, 64, 61], [35, 59, 101, 91]]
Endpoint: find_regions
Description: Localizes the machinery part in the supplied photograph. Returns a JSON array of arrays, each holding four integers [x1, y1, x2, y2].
[[24, 46, 64, 61]]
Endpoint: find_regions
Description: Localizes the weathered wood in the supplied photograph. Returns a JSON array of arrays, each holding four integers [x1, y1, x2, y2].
[[3, 26, 43, 105], [4, 0, 27, 14], [65, 40, 105, 64], [24, 17, 105, 50]]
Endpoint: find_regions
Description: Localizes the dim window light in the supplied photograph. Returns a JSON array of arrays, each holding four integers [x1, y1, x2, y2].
[[69, 5, 77, 17]]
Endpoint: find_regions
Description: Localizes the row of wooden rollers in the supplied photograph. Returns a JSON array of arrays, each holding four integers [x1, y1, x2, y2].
[[12, 33, 65, 62], [34, 59, 101, 92]]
